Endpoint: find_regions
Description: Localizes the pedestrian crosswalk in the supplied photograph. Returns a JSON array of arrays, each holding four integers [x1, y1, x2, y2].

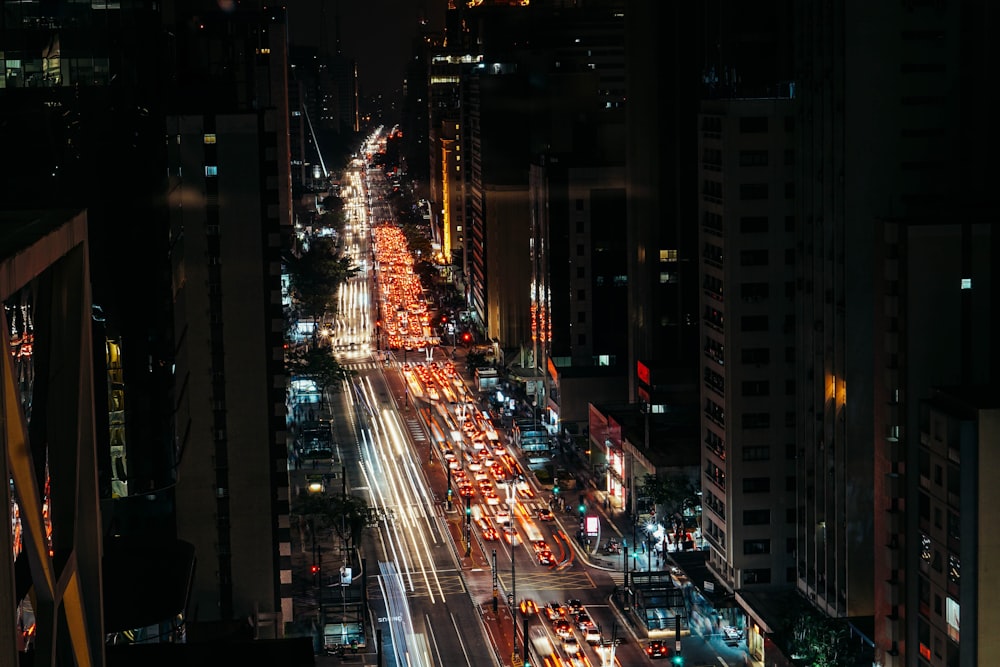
[[342, 361, 381, 371], [405, 417, 427, 442]]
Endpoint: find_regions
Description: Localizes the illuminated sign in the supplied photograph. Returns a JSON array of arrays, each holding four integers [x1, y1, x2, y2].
[[586, 516, 600, 537]]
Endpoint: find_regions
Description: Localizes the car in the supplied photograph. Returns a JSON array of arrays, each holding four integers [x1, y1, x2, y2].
[[562, 636, 581, 655], [647, 640, 669, 659], [532, 540, 549, 554], [481, 526, 499, 541], [723, 626, 744, 641], [537, 508, 554, 521], [458, 484, 475, 497], [519, 599, 539, 616], [495, 509, 511, 524], [484, 492, 501, 506], [584, 627, 602, 645], [575, 613, 594, 631], [566, 599, 583, 615], [553, 620, 572, 638], [537, 550, 555, 566], [544, 602, 566, 621]]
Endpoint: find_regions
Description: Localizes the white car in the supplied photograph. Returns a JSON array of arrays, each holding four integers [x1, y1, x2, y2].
[[562, 637, 581, 655], [584, 627, 602, 645]]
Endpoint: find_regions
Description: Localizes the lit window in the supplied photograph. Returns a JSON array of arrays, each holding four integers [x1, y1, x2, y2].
[[961, 278, 971, 289], [204, 134, 217, 144], [205, 166, 218, 177], [660, 249, 678, 262]]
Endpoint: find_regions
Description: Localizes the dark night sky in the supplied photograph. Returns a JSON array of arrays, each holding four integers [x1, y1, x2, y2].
[[285, 0, 446, 96]]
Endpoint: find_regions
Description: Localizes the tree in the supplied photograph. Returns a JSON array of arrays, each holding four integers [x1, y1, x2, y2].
[[638, 473, 698, 517], [465, 351, 488, 373], [286, 346, 355, 404], [786, 602, 858, 667], [291, 491, 370, 551], [285, 237, 359, 322]]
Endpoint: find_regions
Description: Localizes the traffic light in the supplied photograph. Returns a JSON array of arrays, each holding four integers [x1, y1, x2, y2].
[[310, 564, 320, 575], [465, 495, 472, 521], [578, 494, 585, 515], [671, 655, 684, 665]]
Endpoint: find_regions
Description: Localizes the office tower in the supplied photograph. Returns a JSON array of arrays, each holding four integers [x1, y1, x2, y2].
[[166, 4, 294, 632], [698, 97, 798, 603], [795, 2, 998, 666], [453, 0, 626, 348], [624, 1, 704, 409]]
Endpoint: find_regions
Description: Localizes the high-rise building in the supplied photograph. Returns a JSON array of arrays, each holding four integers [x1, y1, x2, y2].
[[697, 97, 798, 607], [165, 4, 294, 631], [794, 2, 998, 666]]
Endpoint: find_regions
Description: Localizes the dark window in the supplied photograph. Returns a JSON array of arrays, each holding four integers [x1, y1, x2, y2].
[[743, 568, 772, 584], [575, 198, 584, 211], [785, 507, 796, 523], [577, 311, 586, 323], [576, 267, 585, 278], [784, 149, 795, 166], [739, 150, 768, 166], [740, 250, 769, 266], [739, 216, 768, 233], [743, 539, 771, 554], [785, 248, 796, 265], [742, 413, 771, 429], [577, 289, 586, 300], [784, 116, 795, 132], [743, 509, 770, 525], [576, 220, 585, 233], [742, 381, 770, 397], [740, 282, 769, 301], [742, 446, 770, 461], [576, 243, 584, 256], [785, 215, 795, 232], [577, 334, 586, 345], [741, 316, 768, 332], [742, 348, 769, 364], [740, 184, 769, 200], [743, 477, 771, 493], [740, 117, 768, 133], [785, 182, 795, 199]]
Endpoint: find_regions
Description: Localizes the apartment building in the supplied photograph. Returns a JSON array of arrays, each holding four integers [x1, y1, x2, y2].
[[697, 98, 798, 646]]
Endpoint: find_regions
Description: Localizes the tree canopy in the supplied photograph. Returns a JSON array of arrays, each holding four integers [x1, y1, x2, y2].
[[638, 473, 699, 517], [291, 491, 369, 549], [285, 236, 359, 321], [286, 345, 355, 401]]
